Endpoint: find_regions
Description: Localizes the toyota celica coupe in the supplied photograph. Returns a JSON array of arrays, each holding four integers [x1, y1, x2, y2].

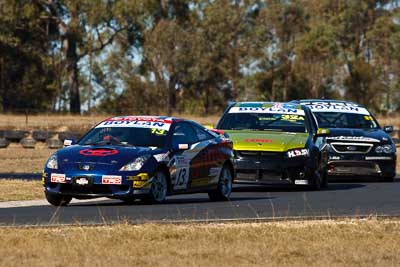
[[43, 116, 234, 206]]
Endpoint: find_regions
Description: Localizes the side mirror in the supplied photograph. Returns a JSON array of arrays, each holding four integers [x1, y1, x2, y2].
[[383, 125, 394, 133], [315, 128, 330, 137], [172, 143, 189, 151], [63, 139, 75, 147], [210, 129, 230, 138]]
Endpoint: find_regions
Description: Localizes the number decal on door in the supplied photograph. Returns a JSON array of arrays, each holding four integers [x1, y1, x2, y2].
[[173, 156, 190, 190]]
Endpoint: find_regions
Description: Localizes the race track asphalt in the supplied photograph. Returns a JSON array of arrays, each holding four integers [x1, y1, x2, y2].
[[1, 177, 400, 226]]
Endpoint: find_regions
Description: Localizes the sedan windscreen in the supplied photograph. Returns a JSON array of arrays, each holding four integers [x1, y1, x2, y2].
[[218, 113, 307, 133], [313, 112, 379, 129], [79, 127, 169, 147]]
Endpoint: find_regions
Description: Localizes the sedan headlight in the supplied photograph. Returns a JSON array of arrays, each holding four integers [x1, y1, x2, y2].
[[46, 154, 58, 169], [119, 155, 150, 171], [375, 144, 395, 154], [287, 148, 309, 158]]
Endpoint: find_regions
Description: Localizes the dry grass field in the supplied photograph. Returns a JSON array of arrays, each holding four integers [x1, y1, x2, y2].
[[1, 220, 400, 267], [0, 179, 43, 201], [0, 143, 53, 173]]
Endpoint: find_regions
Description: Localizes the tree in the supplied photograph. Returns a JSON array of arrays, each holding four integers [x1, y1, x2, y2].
[[0, 0, 56, 112], [34, 0, 129, 113]]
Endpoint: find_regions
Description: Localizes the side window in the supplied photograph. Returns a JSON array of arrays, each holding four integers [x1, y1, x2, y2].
[[172, 123, 199, 146], [192, 124, 215, 142]]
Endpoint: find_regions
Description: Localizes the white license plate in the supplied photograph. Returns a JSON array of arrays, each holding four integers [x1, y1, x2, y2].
[[76, 177, 89, 185]]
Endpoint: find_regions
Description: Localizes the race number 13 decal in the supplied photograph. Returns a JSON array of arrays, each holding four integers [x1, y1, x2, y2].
[[174, 156, 190, 190]]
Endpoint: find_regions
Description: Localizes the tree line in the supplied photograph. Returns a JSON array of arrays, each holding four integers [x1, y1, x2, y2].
[[0, 0, 399, 115]]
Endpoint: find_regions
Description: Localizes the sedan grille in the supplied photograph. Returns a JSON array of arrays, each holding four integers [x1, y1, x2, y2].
[[330, 142, 373, 154]]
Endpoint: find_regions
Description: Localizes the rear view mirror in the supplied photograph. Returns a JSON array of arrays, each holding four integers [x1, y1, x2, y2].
[[63, 139, 75, 147], [383, 125, 394, 133]]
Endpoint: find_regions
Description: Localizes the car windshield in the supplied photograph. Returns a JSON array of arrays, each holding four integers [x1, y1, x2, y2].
[[313, 112, 379, 129], [79, 127, 169, 147], [218, 113, 307, 133]]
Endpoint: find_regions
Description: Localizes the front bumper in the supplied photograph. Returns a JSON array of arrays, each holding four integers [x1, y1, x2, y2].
[[326, 156, 396, 178], [234, 151, 314, 185], [44, 171, 152, 198]]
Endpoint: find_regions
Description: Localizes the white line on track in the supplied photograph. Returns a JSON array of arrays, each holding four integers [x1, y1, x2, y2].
[[0, 197, 113, 209]]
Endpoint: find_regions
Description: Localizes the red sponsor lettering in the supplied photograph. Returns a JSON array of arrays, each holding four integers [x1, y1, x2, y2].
[[102, 176, 122, 185], [51, 173, 66, 183], [105, 117, 172, 124]]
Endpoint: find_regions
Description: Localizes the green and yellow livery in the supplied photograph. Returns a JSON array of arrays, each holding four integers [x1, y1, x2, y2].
[[216, 102, 329, 189]]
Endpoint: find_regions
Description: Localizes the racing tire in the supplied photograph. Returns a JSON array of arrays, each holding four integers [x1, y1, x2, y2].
[[20, 137, 37, 148], [45, 193, 72, 206], [0, 138, 10, 148], [208, 165, 233, 201], [32, 130, 54, 142], [145, 170, 168, 204], [4, 130, 28, 142]]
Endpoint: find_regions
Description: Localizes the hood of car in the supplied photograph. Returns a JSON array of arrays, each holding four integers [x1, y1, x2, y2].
[[326, 128, 392, 144], [224, 130, 309, 152], [56, 145, 162, 171]]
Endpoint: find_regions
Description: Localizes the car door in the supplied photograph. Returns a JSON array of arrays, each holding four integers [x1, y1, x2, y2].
[[190, 123, 223, 188], [170, 122, 201, 192]]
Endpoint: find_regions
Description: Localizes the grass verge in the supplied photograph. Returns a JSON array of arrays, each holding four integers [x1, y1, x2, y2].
[[0, 144, 53, 173], [1, 220, 400, 266], [0, 179, 43, 201]]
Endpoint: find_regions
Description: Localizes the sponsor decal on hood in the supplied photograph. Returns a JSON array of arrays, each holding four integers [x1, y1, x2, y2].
[[326, 136, 380, 143]]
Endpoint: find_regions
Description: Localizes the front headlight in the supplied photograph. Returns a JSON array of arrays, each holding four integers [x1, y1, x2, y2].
[[287, 148, 309, 158], [375, 144, 394, 154], [46, 154, 58, 169], [119, 155, 150, 171]]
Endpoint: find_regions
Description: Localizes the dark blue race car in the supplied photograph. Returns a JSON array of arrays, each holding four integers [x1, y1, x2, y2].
[[296, 100, 397, 181], [43, 116, 234, 206]]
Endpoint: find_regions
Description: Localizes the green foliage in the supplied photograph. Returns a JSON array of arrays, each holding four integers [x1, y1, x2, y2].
[[0, 0, 56, 112], [1, 0, 400, 114]]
